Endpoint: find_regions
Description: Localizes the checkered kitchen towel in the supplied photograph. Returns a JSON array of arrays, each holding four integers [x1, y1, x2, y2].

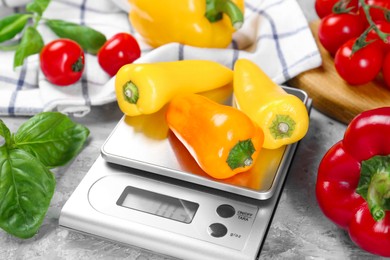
[[0, 0, 322, 117]]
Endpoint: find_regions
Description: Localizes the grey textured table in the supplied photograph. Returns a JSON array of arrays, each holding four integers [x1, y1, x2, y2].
[[0, 1, 387, 259]]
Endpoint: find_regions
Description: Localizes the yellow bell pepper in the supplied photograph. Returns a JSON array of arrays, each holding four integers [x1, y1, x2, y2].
[[233, 59, 309, 149], [115, 60, 233, 116], [127, 0, 244, 48], [166, 93, 264, 179]]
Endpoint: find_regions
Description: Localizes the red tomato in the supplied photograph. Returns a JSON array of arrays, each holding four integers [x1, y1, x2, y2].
[[382, 52, 390, 89], [315, 0, 359, 18], [334, 38, 384, 85], [40, 39, 85, 86], [318, 13, 365, 56], [97, 32, 141, 77], [366, 20, 390, 53], [359, 0, 390, 24]]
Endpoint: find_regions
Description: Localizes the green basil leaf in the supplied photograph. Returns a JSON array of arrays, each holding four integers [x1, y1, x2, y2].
[[26, 0, 51, 16], [13, 26, 44, 68], [0, 146, 55, 239], [46, 19, 106, 54], [0, 120, 11, 145], [13, 112, 90, 168], [0, 43, 20, 51], [0, 14, 30, 43]]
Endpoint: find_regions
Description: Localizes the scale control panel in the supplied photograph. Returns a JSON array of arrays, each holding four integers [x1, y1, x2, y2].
[[88, 174, 259, 250]]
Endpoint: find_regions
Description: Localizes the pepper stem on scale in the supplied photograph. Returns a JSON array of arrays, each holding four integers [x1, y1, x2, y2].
[[226, 139, 255, 170], [123, 81, 139, 104], [356, 155, 390, 221], [269, 114, 296, 139], [205, 0, 244, 30]]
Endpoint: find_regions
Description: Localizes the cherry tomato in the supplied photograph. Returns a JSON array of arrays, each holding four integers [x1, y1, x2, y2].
[[318, 13, 365, 56], [315, 0, 358, 18], [359, 0, 390, 24], [97, 32, 141, 77], [334, 38, 384, 85], [366, 20, 390, 53], [382, 52, 390, 89], [40, 39, 85, 86]]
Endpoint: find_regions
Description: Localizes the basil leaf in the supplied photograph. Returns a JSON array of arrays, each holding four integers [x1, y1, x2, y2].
[[26, 0, 51, 16], [0, 14, 30, 43], [14, 112, 90, 168], [0, 146, 55, 239], [46, 19, 106, 54], [0, 43, 20, 51], [13, 26, 44, 68], [0, 120, 11, 145]]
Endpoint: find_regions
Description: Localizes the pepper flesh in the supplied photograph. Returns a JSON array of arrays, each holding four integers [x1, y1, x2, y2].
[[166, 93, 264, 179], [127, 0, 244, 48], [316, 107, 390, 257], [233, 58, 309, 149], [115, 60, 233, 116]]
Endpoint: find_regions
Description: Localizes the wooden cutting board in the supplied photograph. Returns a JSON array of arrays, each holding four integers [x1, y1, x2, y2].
[[288, 20, 390, 124]]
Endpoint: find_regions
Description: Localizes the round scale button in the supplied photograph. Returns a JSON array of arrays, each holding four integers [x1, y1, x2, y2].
[[216, 204, 236, 218], [207, 223, 228, 238]]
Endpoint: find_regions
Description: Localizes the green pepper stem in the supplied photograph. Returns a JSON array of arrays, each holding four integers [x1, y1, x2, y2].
[[226, 139, 255, 170], [357, 155, 390, 222], [367, 172, 390, 221], [122, 81, 139, 104], [205, 0, 244, 30], [278, 122, 289, 134], [269, 114, 296, 140]]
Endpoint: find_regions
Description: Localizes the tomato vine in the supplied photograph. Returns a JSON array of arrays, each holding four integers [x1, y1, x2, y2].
[[316, 0, 390, 86]]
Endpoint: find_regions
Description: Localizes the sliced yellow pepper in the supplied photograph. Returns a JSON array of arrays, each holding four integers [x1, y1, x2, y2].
[[127, 0, 244, 48], [115, 60, 233, 116], [233, 59, 309, 149]]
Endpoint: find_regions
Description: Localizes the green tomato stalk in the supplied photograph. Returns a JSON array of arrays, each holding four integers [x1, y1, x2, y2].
[[331, 0, 390, 54], [352, 0, 390, 53]]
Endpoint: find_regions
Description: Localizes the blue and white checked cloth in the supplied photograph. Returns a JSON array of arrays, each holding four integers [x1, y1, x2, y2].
[[0, 0, 321, 117]]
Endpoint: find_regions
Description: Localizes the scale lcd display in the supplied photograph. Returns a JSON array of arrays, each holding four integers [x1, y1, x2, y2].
[[117, 186, 199, 224]]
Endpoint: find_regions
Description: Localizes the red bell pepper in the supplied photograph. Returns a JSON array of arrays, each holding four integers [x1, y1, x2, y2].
[[316, 107, 390, 257]]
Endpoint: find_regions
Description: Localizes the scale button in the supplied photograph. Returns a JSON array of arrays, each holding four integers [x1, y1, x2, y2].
[[216, 204, 236, 218], [208, 223, 228, 238]]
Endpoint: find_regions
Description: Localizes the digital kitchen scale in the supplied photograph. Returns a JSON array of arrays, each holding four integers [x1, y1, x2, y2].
[[59, 86, 310, 260]]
